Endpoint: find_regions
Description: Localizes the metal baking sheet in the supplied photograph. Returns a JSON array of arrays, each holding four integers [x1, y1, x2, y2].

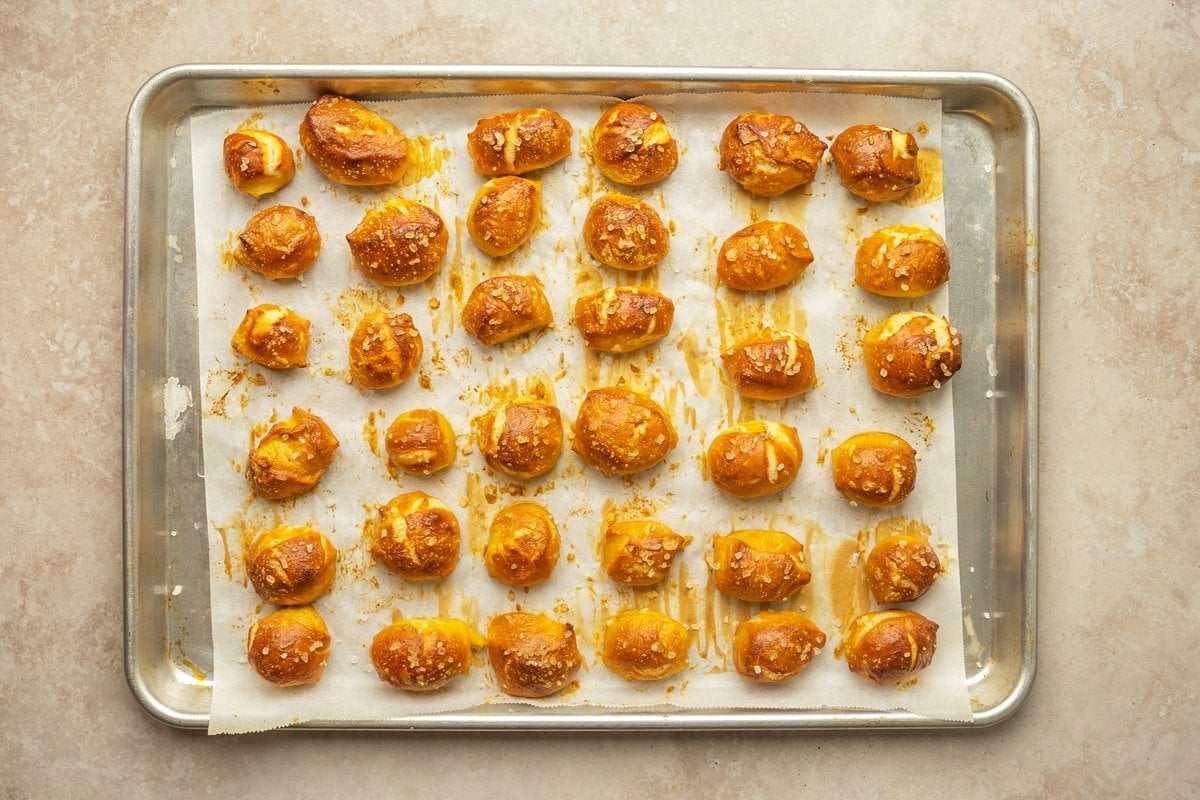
[[123, 65, 1038, 730]]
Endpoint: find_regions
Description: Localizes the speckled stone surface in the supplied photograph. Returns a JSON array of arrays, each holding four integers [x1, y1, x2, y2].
[[1, 1, 1197, 797]]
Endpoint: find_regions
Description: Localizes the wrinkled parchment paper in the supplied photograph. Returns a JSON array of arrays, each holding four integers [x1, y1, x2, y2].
[[189, 90, 971, 733]]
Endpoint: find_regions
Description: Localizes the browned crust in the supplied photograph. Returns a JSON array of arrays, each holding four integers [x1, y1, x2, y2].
[[366, 492, 461, 580], [370, 618, 480, 692], [717, 112, 827, 196], [830, 431, 918, 507], [830, 124, 920, 202], [223, 129, 295, 198], [349, 311, 423, 389], [247, 606, 331, 687], [484, 502, 561, 586], [867, 533, 941, 603], [601, 608, 691, 681], [591, 102, 679, 186], [862, 314, 962, 397], [476, 398, 564, 480], [710, 529, 811, 602], [706, 420, 803, 499], [602, 520, 688, 586], [571, 387, 677, 476], [467, 108, 572, 175], [223, 132, 268, 192], [384, 409, 456, 476], [716, 220, 813, 291], [721, 331, 816, 400], [246, 525, 337, 605], [854, 225, 949, 297], [462, 274, 554, 346], [487, 612, 582, 698], [298, 94, 408, 185], [466, 176, 542, 257], [234, 205, 320, 280], [733, 610, 827, 683], [581, 193, 669, 271], [231, 304, 311, 369], [574, 286, 675, 353], [245, 407, 339, 500], [346, 200, 449, 287], [843, 609, 939, 685]]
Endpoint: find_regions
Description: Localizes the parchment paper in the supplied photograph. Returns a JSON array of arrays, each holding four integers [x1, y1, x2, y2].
[[189, 90, 971, 733]]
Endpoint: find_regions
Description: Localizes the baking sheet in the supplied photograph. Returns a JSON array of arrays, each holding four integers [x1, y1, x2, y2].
[[123, 65, 1039, 732], [189, 90, 971, 733]]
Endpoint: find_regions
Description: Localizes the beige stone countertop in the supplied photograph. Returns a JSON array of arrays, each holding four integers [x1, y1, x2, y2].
[[2, 1, 1197, 797]]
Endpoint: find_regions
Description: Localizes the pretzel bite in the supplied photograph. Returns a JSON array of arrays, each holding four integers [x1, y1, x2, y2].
[[487, 611, 582, 698], [346, 199, 449, 287], [830, 124, 920, 203], [706, 420, 802, 499], [867, 532, 941, 604], [855, 224, 949, 298], [466, 176, 541, 257], [247, 525, 337, 605], [571, 386, 677, 476], [591, 102, 679, 186], [231, 303, 310, 369], [602, 608, 690, 681], [601, 519, 688, 586], [462, 274, 554, 346], [574, 286, 675, 353], [467, 108, 572, 176], [233, 205, 320, 280], [717, 112, 827, 196], [862, 312, 962, 397], [476, 398, 564, 480], [384, 409, 456, 476], [366, 491, 461, 580], [484, 502, 560, 587], [348, 311, 423, 389], [370, 617, 484, 692], [223, 129, 295, 198], [710, 529, 811, 602], [733, 610, 827, 683], [245, 407, 339, 500], [830, 432, 917, 507], [298, 94, 408, 185], [582, 193, 669, 271], [716, 220, 813, 292], [721, 330, 815, 400], [843, 609, 939, 685], [247, 606, 331, 687]]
